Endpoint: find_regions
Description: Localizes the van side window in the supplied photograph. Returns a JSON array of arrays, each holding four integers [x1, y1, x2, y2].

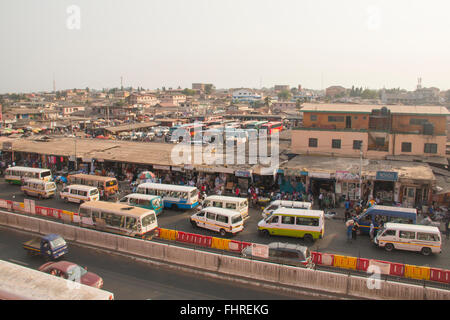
[[281, 216, 295, 225], [268, 215, 279, 224], [399, 231, 415, 239], [197, 211, 205, 217], [213, 201, 222, 208], [71, 189, 78, 195], [206, 212, 216, 220], [417, 233, 439, 241], [63, 188, 69, 193], [382, 230, 396, 237], [226, 203, 237, 210], [79, 208, 90, 218], [216, 215, 228, 223]]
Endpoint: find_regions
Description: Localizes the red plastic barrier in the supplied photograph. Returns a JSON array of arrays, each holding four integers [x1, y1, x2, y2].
[[311, 251, 322, 265], [390, 263, 405, 277], [240, 242, 252, 251], [430, 268, 450, 284], [321, 253, 334, 266], [190, 234, 212, 247], [357, 258, 370, 272], [228, 240, 243, 252]]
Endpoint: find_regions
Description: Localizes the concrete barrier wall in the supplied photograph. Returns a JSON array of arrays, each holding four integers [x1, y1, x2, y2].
[[424, 287, 450, 300], [348, 275, 425, 300], [217, 255, 255, 278], [1, 209, 449, 300], [279, 266, 349, 295], [75, 227, 118, 251], [250, 260, 281, 283]]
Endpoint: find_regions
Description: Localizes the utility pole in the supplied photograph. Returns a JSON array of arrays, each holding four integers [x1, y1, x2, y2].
[[359, 142, 363, 205]]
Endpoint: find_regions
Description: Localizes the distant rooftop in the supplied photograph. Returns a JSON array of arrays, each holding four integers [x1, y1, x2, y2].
[[301, 103, 450, 116]]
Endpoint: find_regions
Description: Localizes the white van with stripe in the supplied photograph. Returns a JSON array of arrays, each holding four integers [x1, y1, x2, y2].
[[374, 223, 442, 256], [59, 185, 100, 203], [190, 207, 244, 237]]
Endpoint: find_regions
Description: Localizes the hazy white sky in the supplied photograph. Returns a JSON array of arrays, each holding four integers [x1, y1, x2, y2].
[[1, 0, 450, 93]]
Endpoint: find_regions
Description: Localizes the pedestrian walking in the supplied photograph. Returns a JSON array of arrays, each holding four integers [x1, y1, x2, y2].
[[346, 221, 353, 241], [344, 209, 350, 223]]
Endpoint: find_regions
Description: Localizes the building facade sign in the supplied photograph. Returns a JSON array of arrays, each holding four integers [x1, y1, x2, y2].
[[308, 172, 331, 179], [376, 171, 398, 181], [336, 171, 359, 181], [235, 170, 252, 178]]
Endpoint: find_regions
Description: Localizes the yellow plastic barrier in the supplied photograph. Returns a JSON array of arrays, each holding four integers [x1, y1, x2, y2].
[[158, 228, 178, 241], [333, 255, 357, 270], [61, 210, 74, 222], [404, 265, 431, 281], [211, 237, 231, 251], [19, 202, 24, 208]]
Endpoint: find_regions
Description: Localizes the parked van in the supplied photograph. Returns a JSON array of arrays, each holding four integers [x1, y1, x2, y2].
[[258, 208, 325, 242], [374, 223, 442, 256], [59, 185, 100, 204], [201, 195, 249, 221], [190, 207, 244, 237], [21, 179, 57, 199], [118, 193, 163, 216], [262, 200, 312, 219]]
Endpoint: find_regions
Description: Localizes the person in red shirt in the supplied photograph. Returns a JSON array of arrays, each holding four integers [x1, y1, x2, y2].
[[235, 187, 240, 197]]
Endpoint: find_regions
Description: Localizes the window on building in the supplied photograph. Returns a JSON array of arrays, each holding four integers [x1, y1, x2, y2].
[[375, 137, 385, 146], [308, 138, 318, 148], [401, 142, 412, 152], [310, 115, 317, 121], [328, 116, 345, 122], [332, 139, 341, 149], [424, 143, 437, 154], [410, 118, 428, 125], [353, 140, 362, 150]]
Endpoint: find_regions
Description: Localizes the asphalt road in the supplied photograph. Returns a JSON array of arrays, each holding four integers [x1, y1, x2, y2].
[[1, 180, 449, 270], [0, 226, 327, 300]]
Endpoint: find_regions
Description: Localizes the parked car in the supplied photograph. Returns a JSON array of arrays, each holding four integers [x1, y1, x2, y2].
[[38, 261, 103, 288], [241, 242, 313, 268]]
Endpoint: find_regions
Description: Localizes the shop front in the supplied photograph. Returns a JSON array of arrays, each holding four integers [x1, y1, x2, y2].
[[308, 172, 335, 197], [371, 171, 398, 205], [335, 171, 361, 203], [399, 179, 432, 208]]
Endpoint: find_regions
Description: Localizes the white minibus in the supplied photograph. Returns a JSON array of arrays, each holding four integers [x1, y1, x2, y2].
[[21, 179, 57, 199], [262, 200, 312, 219], [201, 195, 249, 221], [374, 223, 442, 256], [190, 207, 244, 237], [59, 185, 100, 203]]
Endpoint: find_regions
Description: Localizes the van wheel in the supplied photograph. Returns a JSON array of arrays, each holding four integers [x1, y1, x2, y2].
[[304, 234, 314, 243], [190, 220, 197, 228], [421, 247, 432, 256], [385, 243, 394, 252], [219, 229, 227, 237], [261, 229, 270, 237]]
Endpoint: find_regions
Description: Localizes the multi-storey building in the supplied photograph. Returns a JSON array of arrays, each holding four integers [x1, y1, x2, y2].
[[292, 103, 449, 159]]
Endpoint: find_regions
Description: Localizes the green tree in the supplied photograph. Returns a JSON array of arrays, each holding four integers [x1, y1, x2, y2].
[[277, 90, 291, 101], [264, 96, 271, 107], [182, 88, 196, 96], [205, 84, 214, 95]]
